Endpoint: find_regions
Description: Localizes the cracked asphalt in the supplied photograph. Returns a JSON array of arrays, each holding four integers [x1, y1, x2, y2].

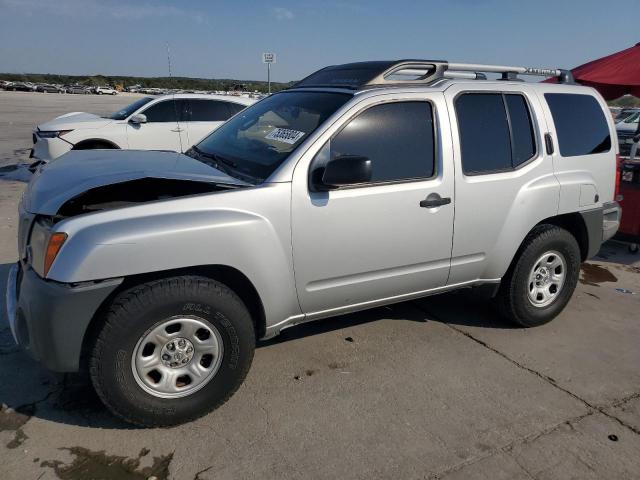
[[1, 91, 639, 479]]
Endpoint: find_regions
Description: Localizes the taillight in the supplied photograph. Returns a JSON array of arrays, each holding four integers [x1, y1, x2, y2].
[[615, 154, 623, 202], [43, 232, 67, 277]]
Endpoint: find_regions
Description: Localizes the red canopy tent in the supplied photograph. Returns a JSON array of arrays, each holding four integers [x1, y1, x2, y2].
[[545, 43, 640, 100]]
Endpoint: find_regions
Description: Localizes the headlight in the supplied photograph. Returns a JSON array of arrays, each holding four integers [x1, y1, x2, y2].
[[37, 130, 73, 139]]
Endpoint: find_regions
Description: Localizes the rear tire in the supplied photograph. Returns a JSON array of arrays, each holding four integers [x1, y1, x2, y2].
[[90, 275, 255, 427], [496, 225, 580, 327]]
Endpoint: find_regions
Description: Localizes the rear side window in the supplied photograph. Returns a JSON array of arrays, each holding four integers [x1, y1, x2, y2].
[[189, 100, 234, 122], [544, 93, 611, 157], [142, 100, 187, 122], [455, 93, 537, 174], [227, 102, 246, 116], [330, 101, 435, 183]]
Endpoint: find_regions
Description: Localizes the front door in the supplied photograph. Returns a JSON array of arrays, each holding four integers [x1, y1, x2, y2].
[[291, 94, 455, 316], [127, 99, 189, 152]]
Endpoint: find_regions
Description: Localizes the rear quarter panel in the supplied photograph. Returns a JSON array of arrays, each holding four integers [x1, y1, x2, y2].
[[534, 84, 618, 211]]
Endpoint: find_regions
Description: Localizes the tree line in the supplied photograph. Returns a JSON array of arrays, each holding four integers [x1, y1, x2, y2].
[[0, 73, 294, 93]]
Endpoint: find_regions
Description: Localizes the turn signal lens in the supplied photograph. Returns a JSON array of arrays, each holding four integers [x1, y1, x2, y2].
[[44, 232, 67, 277]]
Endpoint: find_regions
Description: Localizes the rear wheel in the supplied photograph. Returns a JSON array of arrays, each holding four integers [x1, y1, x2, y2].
[[90, 276, 255, 427], [496, 225, 580, 327]]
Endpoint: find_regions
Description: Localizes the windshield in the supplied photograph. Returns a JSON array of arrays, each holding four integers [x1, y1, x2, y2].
[[192, 91, 351, 183], [108, 97, 154, 120], [622, 112, 640, 124]]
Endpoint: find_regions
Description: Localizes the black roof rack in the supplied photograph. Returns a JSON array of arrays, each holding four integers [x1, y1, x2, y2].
[[292, 60, 574, 90]]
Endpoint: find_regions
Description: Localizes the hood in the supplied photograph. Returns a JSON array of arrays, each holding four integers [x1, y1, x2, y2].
[[37, 112, 115, 131], [23, 150, 251, 215]]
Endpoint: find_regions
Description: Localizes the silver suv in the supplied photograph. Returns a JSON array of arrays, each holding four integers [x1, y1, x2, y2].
[[6, 60, 621, 426]]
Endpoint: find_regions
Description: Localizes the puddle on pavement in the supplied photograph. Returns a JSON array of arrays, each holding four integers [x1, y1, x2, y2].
[[1, 403, 35, 450], [580, 263, 618, 287], [41, 447, 172, 480], [0, 163, 32, 182]]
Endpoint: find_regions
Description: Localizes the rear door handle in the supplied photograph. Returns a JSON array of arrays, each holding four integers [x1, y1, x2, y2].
[[171, 127, 183, 132], [420, 193, 451, 208], [544, 133, 554, 155]]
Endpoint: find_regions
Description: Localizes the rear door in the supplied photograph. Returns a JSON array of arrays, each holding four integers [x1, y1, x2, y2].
[[185, 100, 243, 147], [444, 84, 559, 284], [127, 99, 189, 152]]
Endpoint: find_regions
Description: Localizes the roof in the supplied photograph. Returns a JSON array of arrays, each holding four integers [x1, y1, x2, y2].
[[152, 93, 255, 105], [292, 60, 573, 91]]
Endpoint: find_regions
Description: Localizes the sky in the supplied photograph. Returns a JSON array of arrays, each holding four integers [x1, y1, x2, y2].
[[0, 0, 638, 83]]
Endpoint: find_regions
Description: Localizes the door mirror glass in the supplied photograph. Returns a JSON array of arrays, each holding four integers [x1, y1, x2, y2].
[[317, 155, 372, 190], [129, 113, 147, 124]]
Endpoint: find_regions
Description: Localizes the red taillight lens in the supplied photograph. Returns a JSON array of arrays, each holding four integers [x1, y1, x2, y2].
[[44, 232, 67, 277], [615, 154, 623, 202]]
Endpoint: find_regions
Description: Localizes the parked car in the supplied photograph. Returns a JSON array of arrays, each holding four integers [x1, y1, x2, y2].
[[7, 60, 621, 427], [615, 107, 640, 121], [65, 85, 92, 94], [617, 111, 640, 156], [31, 94, 255, 162], [35, 84, 63, 93], [94, 86, 118, 95], [7, 82, 35, 92]]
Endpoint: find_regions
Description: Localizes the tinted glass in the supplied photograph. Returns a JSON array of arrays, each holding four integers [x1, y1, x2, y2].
[[330, 102, 435, 182], [227, 102, 246, 116], [142, 100, 185, 122], [194, 91, 351, 183], [545, 93, 611, 157], [108, 97, 153, 120], [505, 94, 536, 166], [456, 93, 512, 174], [189, 100, 232, 122]]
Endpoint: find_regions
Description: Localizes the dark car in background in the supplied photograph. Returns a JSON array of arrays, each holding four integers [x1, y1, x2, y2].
[[64, 85, 92, 94], [35, 84, 63, 93], [6, 82, 35, 92]]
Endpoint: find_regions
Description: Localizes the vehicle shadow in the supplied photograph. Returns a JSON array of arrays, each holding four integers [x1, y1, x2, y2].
[[594, 239, 640, 267], [0, 261, 513, 431]]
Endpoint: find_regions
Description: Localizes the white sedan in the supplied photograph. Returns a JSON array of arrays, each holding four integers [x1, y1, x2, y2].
[[31, 94, 255, 162]]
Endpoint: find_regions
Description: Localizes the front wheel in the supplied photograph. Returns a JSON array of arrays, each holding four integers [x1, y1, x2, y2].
[[90, 276, 255, 427], [496, 225, 581, 327]]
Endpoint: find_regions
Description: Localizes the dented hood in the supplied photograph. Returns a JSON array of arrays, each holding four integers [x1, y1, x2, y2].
[[23, 150, 250, 215]]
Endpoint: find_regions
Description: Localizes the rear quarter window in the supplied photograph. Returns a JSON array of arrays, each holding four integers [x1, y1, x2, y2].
[[544, 93, 611, 157]]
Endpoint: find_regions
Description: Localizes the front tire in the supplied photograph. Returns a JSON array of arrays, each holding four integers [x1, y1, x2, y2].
[[90, 276, 255, 427], [496, 225, 580, 327]]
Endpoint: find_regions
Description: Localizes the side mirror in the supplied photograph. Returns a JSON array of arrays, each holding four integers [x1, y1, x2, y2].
[[317, 155, 372, 191], [129, 113, 147, 124]]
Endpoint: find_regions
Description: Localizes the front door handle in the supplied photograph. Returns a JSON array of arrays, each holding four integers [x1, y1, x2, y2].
[[420, 193, 451, 208], [171, 127, 183, 133]]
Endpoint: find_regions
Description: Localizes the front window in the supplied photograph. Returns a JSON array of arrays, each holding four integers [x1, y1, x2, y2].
[[108, 97, 154, 120], [192, 91, 351, 183]]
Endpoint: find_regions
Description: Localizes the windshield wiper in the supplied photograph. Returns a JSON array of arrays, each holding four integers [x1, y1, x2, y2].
[[188, 146, 260, 184]]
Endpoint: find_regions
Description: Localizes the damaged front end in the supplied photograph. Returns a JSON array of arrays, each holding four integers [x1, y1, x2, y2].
[[56, 177, 237, 217], [22, 149, 251, 217]]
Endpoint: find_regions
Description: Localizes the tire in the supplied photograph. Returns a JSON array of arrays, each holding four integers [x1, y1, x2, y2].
[[90, 275, 255, 427], [496, 225, 580, 327]]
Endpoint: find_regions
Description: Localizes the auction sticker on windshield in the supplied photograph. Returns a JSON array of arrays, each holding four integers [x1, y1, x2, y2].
[[265, 128, 305, 145]]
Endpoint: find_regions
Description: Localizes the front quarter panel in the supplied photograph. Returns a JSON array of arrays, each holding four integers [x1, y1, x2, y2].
[[48, 182, 300, 328]]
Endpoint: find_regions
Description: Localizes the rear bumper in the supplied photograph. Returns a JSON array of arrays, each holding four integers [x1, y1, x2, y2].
[[5, 262, 122, 372], [602, 201, 621, 242], [580, 201, 621, 259]]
